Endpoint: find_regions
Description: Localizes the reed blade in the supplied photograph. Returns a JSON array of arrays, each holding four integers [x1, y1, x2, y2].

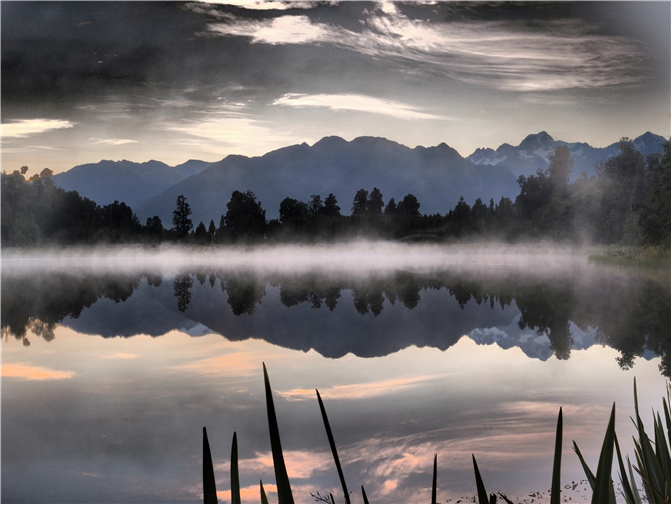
[[260, 480, 269, 504], [615, 433, 638, 504], [231, 432, 241, 504], [361, 485, 369, 504], [572, 441, 596, 490], [592, 403, 616, 504], [472, 454, 489, 504], [203, 427, 218, 504], [316, 389, 351, 504], [263, 363, 294, 504], [551, 407, 563, 504], [432, 453, 437, 504], [627, 457, 643, 504]]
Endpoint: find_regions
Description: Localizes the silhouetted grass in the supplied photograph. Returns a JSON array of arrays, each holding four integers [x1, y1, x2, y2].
[[202, 371, 669, 504]]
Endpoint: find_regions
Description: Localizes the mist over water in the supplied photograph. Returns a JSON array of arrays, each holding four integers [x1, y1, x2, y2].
[[2, 241, 591, 277]]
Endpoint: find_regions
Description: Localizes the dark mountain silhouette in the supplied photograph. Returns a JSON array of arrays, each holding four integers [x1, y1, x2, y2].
[[52, 159, 212, 209], [135, 136, 520, 225], [468, 131, 667, 179]]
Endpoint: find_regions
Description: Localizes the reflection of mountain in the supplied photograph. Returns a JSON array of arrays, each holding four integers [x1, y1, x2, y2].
[[3, 266, 667, 374]]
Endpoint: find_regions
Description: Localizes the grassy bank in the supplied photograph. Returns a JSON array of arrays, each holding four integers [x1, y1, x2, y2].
[[589, 244, 670, 269]]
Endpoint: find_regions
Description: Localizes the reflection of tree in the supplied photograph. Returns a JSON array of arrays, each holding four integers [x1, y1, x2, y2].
[[1, 272, 141, 341], [173, 274, 194, 312], [224, 276, 266, 316], [2, 266, 669, 376], [515, 283, 574, 360]]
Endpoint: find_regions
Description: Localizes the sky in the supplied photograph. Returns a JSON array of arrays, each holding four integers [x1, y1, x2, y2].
[[1, 1, 670, 174]]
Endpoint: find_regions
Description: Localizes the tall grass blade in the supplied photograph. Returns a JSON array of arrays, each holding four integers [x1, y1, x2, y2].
[[627, 456, 643, 504], [615, 433, 638, 504], [203, 427, 218, 504], [329, 492, 335, 504], [472, 454, 489, 504], [572, 441, 595, 490], [432, 453, 437, 504], [260, 480, 268, 504], [654, 412, 670, 478], [263, 363, 294, 504], [231, 432, 241, 504], [633, 379, 667, 503], [663, 386, 670, 444], [551, 407, 563, 504], [592, 402, 616, 504], [316, 389, 351, 504], [361, 485, 369, 504]]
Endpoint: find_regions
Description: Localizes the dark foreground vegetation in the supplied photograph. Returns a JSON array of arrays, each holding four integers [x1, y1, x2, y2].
[[204, 369, 669, 504], [2, 139, 669, 248]]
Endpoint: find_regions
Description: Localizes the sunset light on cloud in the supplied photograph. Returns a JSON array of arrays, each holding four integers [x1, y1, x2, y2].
[[1, 119, 73, 139]]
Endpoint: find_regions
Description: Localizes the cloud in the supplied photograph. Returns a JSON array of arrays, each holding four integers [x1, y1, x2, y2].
[[194, 0, 321, 10], [278, 374, 446, 401], [2, 362, 75, 381], [167, 114, 303, 155], [90, 138, 139, 146], [1, 119, 74, 138], [273, 93, 450, 120], [204, 7, 644, 92]]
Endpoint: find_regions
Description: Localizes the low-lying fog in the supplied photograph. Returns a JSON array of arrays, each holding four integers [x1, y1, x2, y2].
[[2, 241, 594, 277]]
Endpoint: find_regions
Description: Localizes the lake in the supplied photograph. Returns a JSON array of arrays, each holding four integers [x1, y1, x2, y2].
[[1, 243, 669, 503]]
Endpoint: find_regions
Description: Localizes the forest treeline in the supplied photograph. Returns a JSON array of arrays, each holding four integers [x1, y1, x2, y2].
[[2, 138, 669, 247]]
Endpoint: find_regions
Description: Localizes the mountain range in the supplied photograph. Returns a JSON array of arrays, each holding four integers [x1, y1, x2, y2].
[[52, 131, 667, 227], [467, 131, 667, 179]]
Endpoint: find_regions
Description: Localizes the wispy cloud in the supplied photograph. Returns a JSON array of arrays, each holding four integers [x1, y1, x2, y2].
[[2, 362, 75, 381], [274, 93, 450, 120], [168, 114, 302, 155], [204, 6, 644, 92], [194, 0, 321, 10], [1, 119, 74, 138], [89, 138, 139, 146], [278, 374, 446, 401]]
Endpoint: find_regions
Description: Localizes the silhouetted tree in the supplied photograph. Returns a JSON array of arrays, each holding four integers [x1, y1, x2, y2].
[[194, 221, 208, 243], [323, 194, 341, 217], [224, 190, 267, 242], [172, 194, 193, 239], [352, 189, 368, 216], [367, 187, 384, 216]]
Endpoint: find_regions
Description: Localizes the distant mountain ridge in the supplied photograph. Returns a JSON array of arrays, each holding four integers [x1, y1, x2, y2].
[[52, 131, 668, 226], [53, 159, 212, 209], [467, 131, 667, 179], [135, 136, 520, 225]]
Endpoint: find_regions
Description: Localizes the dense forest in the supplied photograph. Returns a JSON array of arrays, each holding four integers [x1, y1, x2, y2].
[[2, 138, 669, 247]]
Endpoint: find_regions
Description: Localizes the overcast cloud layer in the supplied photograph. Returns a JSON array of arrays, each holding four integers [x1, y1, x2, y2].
[[1, 1, 669, 174]]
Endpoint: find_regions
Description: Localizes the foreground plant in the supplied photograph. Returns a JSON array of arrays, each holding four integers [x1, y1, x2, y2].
[[203, 368, 668, 504]]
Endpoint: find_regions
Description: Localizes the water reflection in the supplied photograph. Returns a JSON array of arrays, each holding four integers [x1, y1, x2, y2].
[[2, 265, 669, 376]]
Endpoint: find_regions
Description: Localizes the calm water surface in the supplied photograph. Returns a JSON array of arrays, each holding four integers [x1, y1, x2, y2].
[[2, 244, 669, 503]]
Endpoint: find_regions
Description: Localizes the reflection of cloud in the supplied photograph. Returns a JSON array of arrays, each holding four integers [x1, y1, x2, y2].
[[220, 449, 333, 480], [217, 483, 278, 504], [174, 351, 284, 377], [2, 362, 75, 381], [100, 353, 139, 360], [1, 119, 74, 138], [279, 374, 445, 401], [205, 8, 644, 92], [274, 93, 449, 120]]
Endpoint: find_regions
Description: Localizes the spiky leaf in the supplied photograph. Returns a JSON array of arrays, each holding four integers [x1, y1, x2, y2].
[[432, 454, 437, 504], [472, 454, 489, 504], [203, 427, 218, 504], [592, 403, 616, 504], [260, 480, 268, 505], [316, 389, 350, 504], [231, 432, 240, 504], [551, 407, 563, 504]]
